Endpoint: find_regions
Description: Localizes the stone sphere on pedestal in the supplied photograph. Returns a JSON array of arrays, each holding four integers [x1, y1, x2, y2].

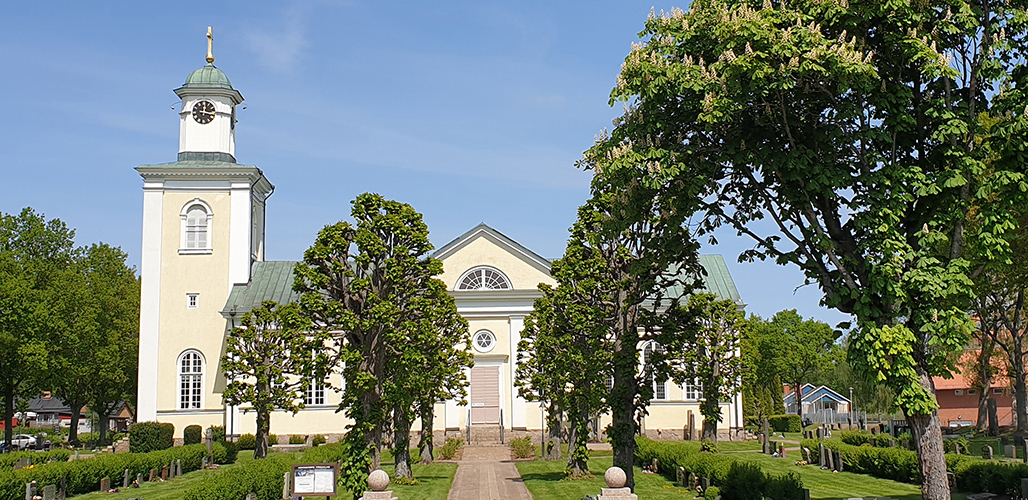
[[604, 466, 627, 488], [367, 469, 390, 491]]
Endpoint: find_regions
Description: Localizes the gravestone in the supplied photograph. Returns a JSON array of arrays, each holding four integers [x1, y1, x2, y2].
[[42, 485, 55, 500], [148, 469, 155, 483], [701, 477, 710, 490], [983, 445, 993, 460], [25, 481, 37, 500], [826, 449, 835, 471], [688, 411, 696, 441], [59, 476, 66, 500], [160, 466, 168, 480], [245, 494, 257, 500], [1021, 478, 1028, 498], [802, 489, 811, 500], [99, 478, 110, 493], [768, 441, 776, 455], [123, 469, 130, 488], [688, 472, 697, 489], [677, 466, 685, 486], [282, 472, 290, 500], [819, 443, 826, 465], [205, 428, 213, 456], [136, 473, 142, 486], [816, 428, 823, 440], [201, 457, 208, 469], [888, 438, 896, 448], [803, 447, 811, 463], [177, 459, 183, 476], [834, 450, 843, 472], [1004, 445, 1016, 459]]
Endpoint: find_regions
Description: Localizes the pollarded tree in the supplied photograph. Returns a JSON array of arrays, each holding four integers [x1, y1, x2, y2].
[[666, 293, 743, 443], [0, 208, 75, 448], [588, 0, 1028, 495], [387, 278, 471, 478], [222, 301, 325, 459], [766, 311, 839, 419], [294, 193, 441, 496]]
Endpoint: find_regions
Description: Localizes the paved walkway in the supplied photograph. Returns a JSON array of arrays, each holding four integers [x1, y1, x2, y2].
[[447, 446, 532, 500]]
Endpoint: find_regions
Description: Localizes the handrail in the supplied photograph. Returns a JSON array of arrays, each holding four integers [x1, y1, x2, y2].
[[466, 409, 471, 444], [500, 409, 505, 444]]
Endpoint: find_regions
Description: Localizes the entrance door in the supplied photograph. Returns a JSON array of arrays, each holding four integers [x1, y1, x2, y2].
[[470, 365, 500, 424]]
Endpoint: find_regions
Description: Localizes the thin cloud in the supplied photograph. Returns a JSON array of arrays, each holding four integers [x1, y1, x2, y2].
[[243, 3, 310, 72]]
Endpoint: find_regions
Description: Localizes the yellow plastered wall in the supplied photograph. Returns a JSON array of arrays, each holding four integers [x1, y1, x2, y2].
[[438, 236, 555, 291], [156, 191, 233, 414]]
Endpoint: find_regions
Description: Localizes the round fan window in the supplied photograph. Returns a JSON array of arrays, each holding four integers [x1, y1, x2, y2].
[[473, 330, 497, 353]]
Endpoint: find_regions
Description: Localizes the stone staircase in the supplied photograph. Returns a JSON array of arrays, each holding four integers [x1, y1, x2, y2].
[[467, 425, 506, 446]]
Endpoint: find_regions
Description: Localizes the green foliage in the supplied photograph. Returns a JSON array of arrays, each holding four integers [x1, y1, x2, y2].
[[129, 421, 174, 453], [300, 441, 346, 463], [437, 437, 463, 460], [764, 472, 804, 500], [700, 440, 719, 453], [237, 433, 256, 450], [288, 435, 306, 445], [267, 434, 277, 446], [740, 315, 785, 424], [755, 311, 839, 416], [952, 460, 1028, 495], [311, 435, 326, 446], [767, 415, 802, 433], [703, 486, 721, 500], [838, 430, 892, 447], [510, 436, 533, 459], [183, 425, 202, 445], [211, 441, 238, 465], [222, 301, 321, 459], [209, 425, 225, 443], [0, 444, 207, 500], [720, 462, 765, 500], [0, 449, 70, 469], [182, 454, 294, 500]]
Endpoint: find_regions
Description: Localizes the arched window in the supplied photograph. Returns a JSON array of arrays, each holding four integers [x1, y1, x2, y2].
[[180, 199, 213, 254], [178, 350, 205, 410], [643, 343, 666, 400], [457, 266, 511, 290]]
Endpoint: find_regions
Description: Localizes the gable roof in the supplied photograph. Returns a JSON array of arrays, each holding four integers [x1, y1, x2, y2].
[[432, 223, 552, 276], [783, 384, 849, 404], [222, 261, 302, 316]]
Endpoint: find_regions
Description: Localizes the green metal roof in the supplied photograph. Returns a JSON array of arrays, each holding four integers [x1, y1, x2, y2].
[[223, 261, 302, 315], [182, 64, 234, 89], [696, 254, 744, 305]]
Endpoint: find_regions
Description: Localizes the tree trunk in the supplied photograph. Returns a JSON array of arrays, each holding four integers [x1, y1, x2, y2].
[[68, 402, 83, 446], [976, 338, 994, 432], [254, 408, 270, 459], [1013, 350, 1027, 437], [546, 404, 562, 461], [701, 380, 720, 443], [98, 413, 110, 447], [794, 382, 803, 418], [393, 406, 413, 480], [418, 402, 434, 464], [906, 376, 951, 500], [565, 410, 590, 478], [611, 335, 638, 491], [761, 418, 771, 454]]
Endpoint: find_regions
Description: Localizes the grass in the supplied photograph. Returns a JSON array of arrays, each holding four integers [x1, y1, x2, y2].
[[518, 456, 699, 499], [732, 453, 929, 500], [66, 450, 457, 500]]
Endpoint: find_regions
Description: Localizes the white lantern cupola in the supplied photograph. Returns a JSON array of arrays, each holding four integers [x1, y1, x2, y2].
[[174, 27, 243, 163]]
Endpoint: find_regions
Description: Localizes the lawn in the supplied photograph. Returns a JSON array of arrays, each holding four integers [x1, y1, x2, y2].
[[517, 457, 699, 499], [732, 453, 929, 500], [66, 450, 457, 500]]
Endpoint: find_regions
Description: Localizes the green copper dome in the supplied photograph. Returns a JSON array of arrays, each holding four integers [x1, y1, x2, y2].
[[182, 64, 234, 90]]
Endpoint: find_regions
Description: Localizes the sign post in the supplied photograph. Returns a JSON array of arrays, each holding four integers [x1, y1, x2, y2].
[[290, 464, 339, 498]]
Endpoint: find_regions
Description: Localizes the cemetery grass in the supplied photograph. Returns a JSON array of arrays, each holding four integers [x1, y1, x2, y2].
[[66, 452, 262, 500], [517, 456, 696, 500]]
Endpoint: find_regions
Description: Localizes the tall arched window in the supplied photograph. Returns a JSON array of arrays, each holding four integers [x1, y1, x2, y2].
[[180, 199, 213, 254], [178, 350, 205, 410], [643, 343, 667, 400], [456, 266, 511, 290]]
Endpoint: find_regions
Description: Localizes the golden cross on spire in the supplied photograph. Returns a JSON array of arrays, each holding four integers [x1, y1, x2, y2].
[[206, 26, 215, 64]]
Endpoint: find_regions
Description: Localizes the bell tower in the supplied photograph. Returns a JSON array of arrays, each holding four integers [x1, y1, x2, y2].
[[136, 28, 273, 428], [174, 27, 243, 163]]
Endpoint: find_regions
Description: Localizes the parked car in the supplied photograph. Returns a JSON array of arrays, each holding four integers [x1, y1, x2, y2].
[[11, 434, 36, 450]]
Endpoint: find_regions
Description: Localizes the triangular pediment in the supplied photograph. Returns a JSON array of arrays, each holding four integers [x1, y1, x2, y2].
[[433, 224, 555, 291]]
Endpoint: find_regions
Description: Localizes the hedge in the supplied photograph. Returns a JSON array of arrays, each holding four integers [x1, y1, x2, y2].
[[0, 450, 71, 470], [184, 425, 203, 445], [953, 460, 1028, 495], [183, 455, 294, 500], [800, 438, 986, 486], [237, 433, 256, 450], [129, 421, 174, 453], [0, 444, 208, 500], [838, 430, 893, 448], [299, 442, 346, 463], [634, 438, 803, 500], [767, 415, 802, 433]]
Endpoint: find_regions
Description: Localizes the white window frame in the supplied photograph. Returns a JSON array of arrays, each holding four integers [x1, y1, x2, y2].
[[179, 198, 214, 255], [456, 266, 512, 290], [954, 389, 964, 396], [304, 379, 326, 406], [643, 342, 667, 401], [683, 378, 703, 401], [186, 293, 199, 309], [473, 329, 497, 353], [177, 349, 206, 410]]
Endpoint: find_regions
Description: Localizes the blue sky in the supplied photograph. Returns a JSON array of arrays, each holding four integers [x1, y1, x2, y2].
[[0, 0, 849, 326]]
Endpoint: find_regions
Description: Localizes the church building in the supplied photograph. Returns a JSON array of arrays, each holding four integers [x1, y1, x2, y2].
[[135, 46, 746, 443]]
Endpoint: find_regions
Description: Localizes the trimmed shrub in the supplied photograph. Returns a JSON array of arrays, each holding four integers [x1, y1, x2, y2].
[[311, 435, 326, 446], [268, 434, 278, 446], [0, 449, 71, 469], [209, 425, 225, 443], [289, 435, 306, 445], [509, 436, 533, 459], [767, 415, 802, 433], [839, 430, 893, 448], [237, 433, 256, 450], [0, 444, 207, 500], [300, 442, 345, 463], [212, 441, 238, 464], [183, 425, 203, 445], [720, 462, 764, 500], [765, 472, 804, 500], [703, 486, 721, 500], [438, 438, 464, 460], [953, 461, 1028, 495], [800, 437, 978, 484], [129, 421, 174, 453], [183, 454, 294, 500]]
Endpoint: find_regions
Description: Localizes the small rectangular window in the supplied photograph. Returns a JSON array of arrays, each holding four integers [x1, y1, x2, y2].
[[994, 388, 1003, 395], [954, 390, 964, 396], [187, 293, 199, 309], [967, 389, 977, 395]]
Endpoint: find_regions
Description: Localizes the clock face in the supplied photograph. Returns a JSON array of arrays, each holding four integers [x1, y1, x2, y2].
[[192, 100, 216, 124]]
